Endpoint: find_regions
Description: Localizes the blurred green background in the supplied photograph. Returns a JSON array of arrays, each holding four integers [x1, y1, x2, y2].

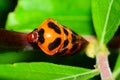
[[0, 0, 17, 28], [0, 0, 120, 80]]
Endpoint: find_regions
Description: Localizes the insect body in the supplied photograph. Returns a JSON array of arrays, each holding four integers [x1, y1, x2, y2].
[[27, 19, 88, 56]]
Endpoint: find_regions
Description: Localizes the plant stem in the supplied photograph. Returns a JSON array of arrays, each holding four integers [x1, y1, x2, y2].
[[0, 30, 119, 52], [96, 51, 112, 80], [0, 29, 33, 51]]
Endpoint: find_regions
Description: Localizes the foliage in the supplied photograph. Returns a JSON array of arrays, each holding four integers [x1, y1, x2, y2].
[[0, 62, 99, 80], [0, 0, 119, 79]]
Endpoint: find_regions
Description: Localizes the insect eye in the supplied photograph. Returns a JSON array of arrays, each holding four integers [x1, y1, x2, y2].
[[27, 30, 38, 43]]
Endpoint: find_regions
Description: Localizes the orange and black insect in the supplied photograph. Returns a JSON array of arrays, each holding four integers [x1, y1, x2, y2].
[[27, 19, 88, 56]]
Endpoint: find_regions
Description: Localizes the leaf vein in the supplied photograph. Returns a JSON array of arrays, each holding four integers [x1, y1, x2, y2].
[[100, 0, 113, 44]]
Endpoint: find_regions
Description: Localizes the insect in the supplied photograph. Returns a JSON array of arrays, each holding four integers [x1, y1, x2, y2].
[[27, 18, 88, 56]]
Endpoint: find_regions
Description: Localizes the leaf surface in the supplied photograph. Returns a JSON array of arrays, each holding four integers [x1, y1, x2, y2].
[[0, 62, 99, 80], [113, 52, 120, 79], [92, 0, 120, 44]]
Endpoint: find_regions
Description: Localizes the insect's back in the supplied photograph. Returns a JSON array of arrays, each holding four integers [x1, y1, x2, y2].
[[37, 19, 65, 55], [27, 19, 88, 56]]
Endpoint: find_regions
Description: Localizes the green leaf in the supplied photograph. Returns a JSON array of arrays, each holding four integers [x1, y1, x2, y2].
[[92, 0, 120, 44], [113, 52, 120, 71], [113, 52, 120, 79], [6, 0, 94, 35], [0, 62, 99, 80]]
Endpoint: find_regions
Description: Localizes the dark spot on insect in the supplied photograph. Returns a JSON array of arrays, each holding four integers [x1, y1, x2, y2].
[[54, 48, 68, 56], [71, 34, 77, 43], [38, 28, 45, 44], [72, 30, 78, 35], [63, 28, 68, 36], [70, 43, 78, 52], [48, 38, 61, 50], [63, 39, 69, 48], [48, 22, 61, 34], [60, 48, 68, 55]]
